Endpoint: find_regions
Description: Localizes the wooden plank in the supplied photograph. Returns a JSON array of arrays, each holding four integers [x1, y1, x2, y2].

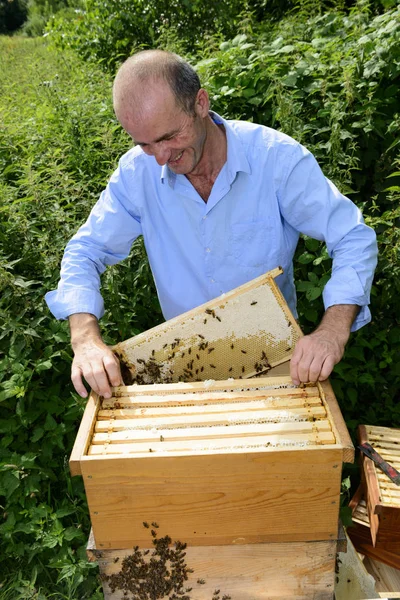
[[335, 531, 380, 600], [95, 407, 327, 432], [319, 379, 354, 463], [87, 532, 337, 600], [69, 392, 100, 477], [92, 419, 333, 445], [80, 446, 342, 548], [97, 398, 324, 418], [88, 431, 337, 455], [360, 425, 382, 545], [366, 425, 400, 439], [110, 379, 318, 398]]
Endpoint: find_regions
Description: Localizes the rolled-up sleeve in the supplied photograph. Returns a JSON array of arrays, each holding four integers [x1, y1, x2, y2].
[[45, 161, 142, 320], [278, 143, 378, 331]]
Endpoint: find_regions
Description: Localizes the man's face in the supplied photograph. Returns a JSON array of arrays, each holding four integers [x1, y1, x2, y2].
[[120, 82, 209, 176]]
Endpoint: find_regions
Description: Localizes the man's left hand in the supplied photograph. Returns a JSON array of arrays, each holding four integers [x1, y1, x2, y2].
[[290, 304, 359, 385]]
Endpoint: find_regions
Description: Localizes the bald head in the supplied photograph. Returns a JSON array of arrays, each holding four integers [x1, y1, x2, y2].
[[113, 50, 201, 124]]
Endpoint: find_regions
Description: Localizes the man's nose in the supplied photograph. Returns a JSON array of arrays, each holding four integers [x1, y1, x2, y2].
[[153, 142, 171, 166]]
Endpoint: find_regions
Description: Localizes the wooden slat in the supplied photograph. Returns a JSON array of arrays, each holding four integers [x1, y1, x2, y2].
[[110, 377, 317, 397], [92, 419, 332, 445], [102, 389, 321, 408], [95, 407, 327, 432], [69, 392, 100, 477], [359, 425, 382, 545], [97, 399, 324, 419], [88, 431, 337, 455]]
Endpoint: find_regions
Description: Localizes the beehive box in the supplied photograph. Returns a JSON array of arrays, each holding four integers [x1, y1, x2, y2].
[[358, 425, 400, 549], [348, 485, 400, 569], [87, 527, 344, 600], [112, 267, 303, 385], [70, 375, 353, 551]]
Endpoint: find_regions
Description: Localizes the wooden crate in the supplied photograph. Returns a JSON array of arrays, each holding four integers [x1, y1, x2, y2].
[[358, 425, 400, 548], [87, 529, 341, 600], [112, 268, 303, 385], [70, 376, 353, 550]]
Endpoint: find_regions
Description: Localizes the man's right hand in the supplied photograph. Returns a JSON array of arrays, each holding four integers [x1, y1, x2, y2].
[[69, 313, 123, 398]]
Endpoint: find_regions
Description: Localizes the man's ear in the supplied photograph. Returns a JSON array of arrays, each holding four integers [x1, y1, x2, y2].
[[195, 88, 210, 118]]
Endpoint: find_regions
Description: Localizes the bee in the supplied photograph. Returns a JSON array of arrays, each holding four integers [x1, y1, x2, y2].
[[151, 522, 159, 528], [196, 353, 200, 360], [250, 301, 257, 305], [160, 435, 164, 442], [197, 579, 206, 585], [200, 366, 204, 372], [216, 315, 221, 322], [204, 319, 207, 324], [205, 308, 213, 315], [113, 557, 119, 563], [228, 367, 233, 372], [208, 347, 215, 353], [163, 343, 168, 349], [210, 364, 216, 368], [143, 522, 149, 528], [188, 348, 192, 355], [175, 338, 180, 343], [242, 366, 245, 373], [241, 350, 247, 354], [196, 369, 199, 374], [198, 334, 205, 339], [181, 351, 185, 357], [151, 349, 155, 356], [231, 343, 234, 349]]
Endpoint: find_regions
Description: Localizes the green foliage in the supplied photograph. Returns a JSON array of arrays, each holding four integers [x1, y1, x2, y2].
[[0, 37, 161, 597]]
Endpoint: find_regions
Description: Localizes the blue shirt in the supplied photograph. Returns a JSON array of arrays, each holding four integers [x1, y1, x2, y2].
[[45, 112, 378, 331]]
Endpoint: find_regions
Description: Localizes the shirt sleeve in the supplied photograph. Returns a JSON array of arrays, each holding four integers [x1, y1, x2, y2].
[[45, 161, 142, 320], [277, 142, 378, 332]]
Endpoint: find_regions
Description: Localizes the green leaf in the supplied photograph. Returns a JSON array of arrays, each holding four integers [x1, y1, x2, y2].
[[44, 414, 58, 431], [298, 252, 315, 264], [306, 287, 322, 301]]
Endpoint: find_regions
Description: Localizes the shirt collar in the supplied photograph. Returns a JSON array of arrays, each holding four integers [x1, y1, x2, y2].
[[160, 110, 251, 187]]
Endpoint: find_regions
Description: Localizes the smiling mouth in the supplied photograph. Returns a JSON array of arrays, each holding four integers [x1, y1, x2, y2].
[[168, 150, 184, 165]]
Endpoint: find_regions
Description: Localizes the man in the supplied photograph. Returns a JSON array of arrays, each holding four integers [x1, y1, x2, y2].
[[45, 50, 378, 399]]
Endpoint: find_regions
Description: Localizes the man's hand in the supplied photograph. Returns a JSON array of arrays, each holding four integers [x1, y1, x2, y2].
[[290, 304, 359, 385], [69, 313, 123, 398]]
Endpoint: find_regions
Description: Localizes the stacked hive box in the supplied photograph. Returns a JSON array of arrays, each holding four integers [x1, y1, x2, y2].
[[70, 269, 354, 599]]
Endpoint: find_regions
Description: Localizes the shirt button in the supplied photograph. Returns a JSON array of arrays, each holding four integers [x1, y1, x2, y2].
[[205, 247, 211, 253]]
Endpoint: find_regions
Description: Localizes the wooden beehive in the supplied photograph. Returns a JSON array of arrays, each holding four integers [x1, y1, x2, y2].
[[359, 425, 400, 548], [348, 485, 400, 569], [70, 376, 353, 550], [112, 267, 303, 385]]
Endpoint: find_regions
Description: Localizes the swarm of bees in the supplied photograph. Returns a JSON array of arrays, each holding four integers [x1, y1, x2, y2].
[[104, 523, 232, 600]]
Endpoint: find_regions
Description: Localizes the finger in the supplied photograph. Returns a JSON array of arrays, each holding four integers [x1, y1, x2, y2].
[[296, 348, 314, 384], [319, 355, 336, 381], [71, 365, 88, 398], [103, 354, 123, 387], [308, 356, 325, 383], [290, 343, 304, 385], [90, 364, 113, 398]]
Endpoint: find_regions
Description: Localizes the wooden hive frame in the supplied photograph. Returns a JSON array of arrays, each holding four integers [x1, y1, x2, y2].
[[112, 268, 303, 385], [70, 376, 353, 550], [358, 424, 400, 548]]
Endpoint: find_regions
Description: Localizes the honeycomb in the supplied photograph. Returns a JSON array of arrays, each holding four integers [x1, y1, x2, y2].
[[113, 268, 302, 385]]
